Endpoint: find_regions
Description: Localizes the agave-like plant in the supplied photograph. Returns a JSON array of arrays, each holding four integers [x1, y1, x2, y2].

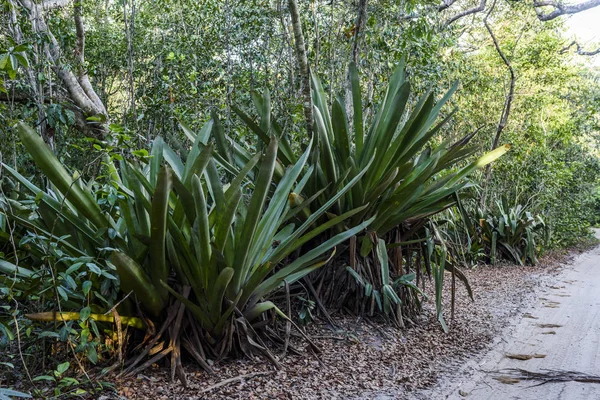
[[225, 61, 508, 323], [1, 121, 373, 381], [116, 130, 373, 375], [478, 197, 548, 265], [231, 61, 509, 236]]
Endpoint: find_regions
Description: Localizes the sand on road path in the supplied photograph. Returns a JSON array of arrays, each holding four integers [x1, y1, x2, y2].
[[430, 232, 600, 400]]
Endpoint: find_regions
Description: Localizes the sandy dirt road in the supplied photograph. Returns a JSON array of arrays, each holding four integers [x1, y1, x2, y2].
[[425, 234, 600, 400]]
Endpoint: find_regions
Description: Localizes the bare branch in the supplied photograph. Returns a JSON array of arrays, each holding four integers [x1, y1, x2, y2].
[[40, 0, 72, 10], [484, 2, 515, 148], [534, 0, 600, 21], [560, 40, 600, 56], [0, 91, 42, 104], [351, 0, 368, 64], [438, 0, 458, 11], [17, 0, 71, 11], [74, 1, 106, 113], [445, 0, 487, 27]]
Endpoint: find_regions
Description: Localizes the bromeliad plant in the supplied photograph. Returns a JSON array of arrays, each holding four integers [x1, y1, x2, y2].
[[227, 61, 509, 322], [1, 121, 373, 382], [346, 238, 425, 319], [119, 129, 373, 377], [231, 60, 509, 237], [478, 197, 548, 265]]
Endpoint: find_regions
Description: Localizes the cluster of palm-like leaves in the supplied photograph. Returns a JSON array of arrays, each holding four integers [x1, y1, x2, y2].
[[229, 61, 508, 321], [0, 121, 369, 379], [232, 61, 509, 235], [478, 197, 548, 265], [0, 61, 511, 381]]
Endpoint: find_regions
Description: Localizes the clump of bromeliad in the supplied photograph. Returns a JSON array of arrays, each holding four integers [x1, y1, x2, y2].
[[0, 61, 508, 384]]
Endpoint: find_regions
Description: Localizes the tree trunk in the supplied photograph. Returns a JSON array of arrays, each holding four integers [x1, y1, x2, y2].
[[13, 0, 109, 138], [346, 0, 368, 132], [288, 0, 313, 137], [480, 0, 516, 208]]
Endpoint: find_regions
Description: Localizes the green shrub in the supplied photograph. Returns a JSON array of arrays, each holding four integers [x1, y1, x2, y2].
[[0, 121, 370, 379], [228, 61, 507, 324], [478, 197, 548, 265]]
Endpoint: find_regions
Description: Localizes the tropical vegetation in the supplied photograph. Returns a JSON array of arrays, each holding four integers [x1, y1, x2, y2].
[[0, 0, 599, 395]]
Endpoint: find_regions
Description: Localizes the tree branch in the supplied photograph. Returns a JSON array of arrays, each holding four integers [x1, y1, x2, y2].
[[0, 90, 105, 137], [481, 0, 516, 206], [439, 0, 459, 11], [40, 0, 72, 10], [560, 40, 600, 56], [74, 0, 106, 113], [534, 0, 600, 21], [351, 0, 368, 64], [0, 91, 42, 104], [445, 0, 487, 27], [484, 2, 515, 149]]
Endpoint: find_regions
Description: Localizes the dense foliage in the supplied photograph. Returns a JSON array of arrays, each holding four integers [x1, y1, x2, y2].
[[0, 0, 599, 394]]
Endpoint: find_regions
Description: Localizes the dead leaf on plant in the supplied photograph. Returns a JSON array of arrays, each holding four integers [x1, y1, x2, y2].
[[494, 376, 521, 384]]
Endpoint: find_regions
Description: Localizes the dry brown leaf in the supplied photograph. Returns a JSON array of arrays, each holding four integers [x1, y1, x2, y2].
[[494, 376, 521, 384], [506, 354, 533, 360], [537, 323, 562, 328], [505, 353, 546, 360]]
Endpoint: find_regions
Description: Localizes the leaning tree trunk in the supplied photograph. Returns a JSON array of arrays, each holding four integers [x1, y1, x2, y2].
[[5, 3, 50, 146], [10, 0, 109, 138]]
